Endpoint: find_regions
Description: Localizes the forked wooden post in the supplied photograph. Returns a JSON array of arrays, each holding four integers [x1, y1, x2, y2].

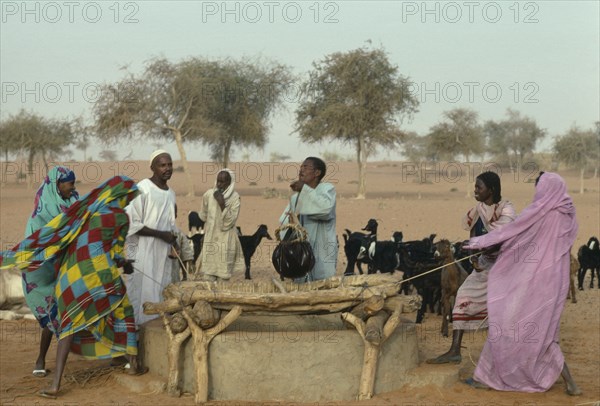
[[159, 311, 191, 397], [182, 305, 243, 404], [342, 303, 402, 400]]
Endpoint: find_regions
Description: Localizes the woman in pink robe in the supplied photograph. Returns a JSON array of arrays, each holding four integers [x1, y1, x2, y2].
[[464, 172, 581, 395]]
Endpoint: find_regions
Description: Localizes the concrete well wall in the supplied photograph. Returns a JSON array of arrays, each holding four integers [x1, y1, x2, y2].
[[140, 313, 418, 402]]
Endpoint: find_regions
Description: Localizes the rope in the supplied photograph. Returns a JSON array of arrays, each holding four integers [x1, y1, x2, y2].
[[274, 223, 309, 244], [467, 316, 489, 367], [396, 251, 482, 287]]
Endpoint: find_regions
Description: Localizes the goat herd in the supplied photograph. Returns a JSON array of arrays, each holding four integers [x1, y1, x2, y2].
[[187, 212, 600, 332]]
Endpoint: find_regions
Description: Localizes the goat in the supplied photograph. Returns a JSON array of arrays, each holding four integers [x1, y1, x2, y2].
[[397, 234, 438, 295], [452, 241, 474, 275], [577, 236, 600, 290], [567, 254, 578, 304], [392, 231, 403, 243], [396, 234, 441, 324], [188, 233, 204, 266], [356, 240, 400, 275], [435, 239, 468, 337], [188, 211, 205, 234], [342, 219, 378, 276], [187, 210, 206, 265], [238, 225, 273, 280]]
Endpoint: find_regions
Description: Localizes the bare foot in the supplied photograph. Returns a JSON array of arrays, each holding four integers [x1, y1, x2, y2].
[[38, 387, 58, 399], [566, 382, 582, 396], [425, 351, 462, 364]]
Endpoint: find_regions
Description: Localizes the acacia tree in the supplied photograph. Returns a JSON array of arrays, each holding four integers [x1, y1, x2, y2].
[[401, 132, 429, 183], [426, 108, 484, 162], [295, 46, 418, 198], [0, 110, 73, 187], [553, 126, 599, 194], [93, 57, 291, 197], [484, 109, 546, 170], [194, 59, 292, 166]]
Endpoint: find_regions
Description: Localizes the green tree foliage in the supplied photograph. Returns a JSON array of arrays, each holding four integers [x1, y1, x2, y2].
[[196, 59, 292, 167], [295, 46, 418, 198], [0, 110, 73, 186], [93, 57, 291, 197], [426, 108, 484, 162], [401, 132, 430, 183], [484, 109, 546, 170], [553, 125, 599, 194], [270, 152, 291, 162]]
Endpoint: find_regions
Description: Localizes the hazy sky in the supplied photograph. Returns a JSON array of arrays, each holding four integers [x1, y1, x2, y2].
[[1, 0, 598, 162]]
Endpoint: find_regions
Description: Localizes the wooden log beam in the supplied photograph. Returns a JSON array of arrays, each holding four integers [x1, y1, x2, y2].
[[208, 300, 357, 314], [350, 295, 384, 320], [164, 274, 401, 298], [146, 284, 400, 315], [383, 295, 421, 314]]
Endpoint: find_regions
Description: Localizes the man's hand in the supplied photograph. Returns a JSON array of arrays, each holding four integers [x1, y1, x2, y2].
[[213, 189, 226, 210], [159, 230, 176, 245], [290, 180, 304, 192], [286, 211, 298, 224], [117, 259, 135, 275]]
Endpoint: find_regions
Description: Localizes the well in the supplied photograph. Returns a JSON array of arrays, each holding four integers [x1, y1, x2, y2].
[[141, 275, 421, 403]]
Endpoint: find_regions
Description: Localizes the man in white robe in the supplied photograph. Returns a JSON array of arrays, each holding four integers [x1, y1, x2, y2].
[[124, 150, 177, 326], [279, 157, 337, 281], [197, 169, 245, 281]]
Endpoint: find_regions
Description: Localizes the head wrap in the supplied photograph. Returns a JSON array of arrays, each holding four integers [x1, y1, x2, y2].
[[215, 168, 236, 201], [26, 166, 79, 236], [465, 172, 577, 252], [150, 149, 170, 166]]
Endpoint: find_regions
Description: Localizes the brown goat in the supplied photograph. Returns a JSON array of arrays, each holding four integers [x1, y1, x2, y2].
[[435, 239, 468, 337], [567, 254, 578, 304]]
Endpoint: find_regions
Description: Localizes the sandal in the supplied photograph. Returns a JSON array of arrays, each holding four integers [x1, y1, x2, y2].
[[127, 366, 149, 376], [463, 377, 490, 389], [425, 354, 462, 364], [32, 369, 50, 378]]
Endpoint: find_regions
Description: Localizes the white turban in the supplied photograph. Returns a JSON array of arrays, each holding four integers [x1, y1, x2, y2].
[[216, 168, 236, 201], [150, 149, 170, 165]]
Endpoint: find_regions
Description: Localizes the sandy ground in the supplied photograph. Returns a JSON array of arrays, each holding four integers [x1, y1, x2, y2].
[[1, 160, 599, 405]]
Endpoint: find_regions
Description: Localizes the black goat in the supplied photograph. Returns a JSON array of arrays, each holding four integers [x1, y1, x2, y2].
[[577, 236, 600, 290], [396, 234, 441, 323], [356, 240, 400, 275], [239, 225, 273, 280], [189, 233, 204, 265], [392, 231, 404, 243], [342, 219, 378, 276], [188, 211, 205, 265], [188, 211, 205, 234]]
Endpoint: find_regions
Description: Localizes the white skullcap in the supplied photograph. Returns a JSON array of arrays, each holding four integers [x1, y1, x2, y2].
[[150, 149, 170, 165]]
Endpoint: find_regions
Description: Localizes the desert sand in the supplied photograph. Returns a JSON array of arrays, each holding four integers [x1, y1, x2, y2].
[[1, 160, 599, 405]]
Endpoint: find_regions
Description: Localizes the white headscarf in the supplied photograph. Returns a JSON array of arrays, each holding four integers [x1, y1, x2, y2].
[[149, 149, 170, 165], [216, 168, 236, 200]]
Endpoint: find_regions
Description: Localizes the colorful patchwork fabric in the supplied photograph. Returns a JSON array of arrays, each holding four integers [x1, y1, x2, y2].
[[1, 176, 140, 359]]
